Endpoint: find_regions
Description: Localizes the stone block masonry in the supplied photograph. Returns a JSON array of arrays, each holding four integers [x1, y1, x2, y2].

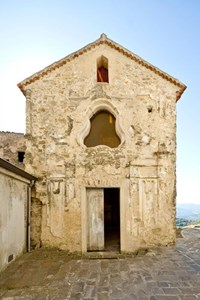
[[18, 34, 186, 253], [0, 131, 26, 169]]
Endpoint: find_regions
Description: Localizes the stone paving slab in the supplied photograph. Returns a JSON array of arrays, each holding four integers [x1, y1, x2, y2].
[[0, 228, 200, 299]]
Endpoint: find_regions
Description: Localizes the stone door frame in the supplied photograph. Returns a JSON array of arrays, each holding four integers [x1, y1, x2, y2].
[[80, 179, 128, 253]]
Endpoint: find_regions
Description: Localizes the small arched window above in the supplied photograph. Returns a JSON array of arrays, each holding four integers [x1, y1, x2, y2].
[[84, 110, 121, 148], [97, 56, 109, 83]]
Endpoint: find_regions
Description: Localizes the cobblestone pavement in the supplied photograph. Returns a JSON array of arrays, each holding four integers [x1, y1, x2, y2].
[[0, 228, 200, 300]]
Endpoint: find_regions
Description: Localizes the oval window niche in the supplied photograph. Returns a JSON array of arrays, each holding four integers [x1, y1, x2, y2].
[[84, 110, 121, 148]]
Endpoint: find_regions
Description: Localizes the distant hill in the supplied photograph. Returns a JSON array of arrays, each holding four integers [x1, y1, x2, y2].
[[177, 203, 200, 220]]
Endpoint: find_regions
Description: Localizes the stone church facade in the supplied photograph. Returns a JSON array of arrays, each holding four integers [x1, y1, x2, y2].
[[18, 34, 186, 253]]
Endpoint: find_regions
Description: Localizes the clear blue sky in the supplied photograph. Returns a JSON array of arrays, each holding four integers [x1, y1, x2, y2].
[[0, 0, 199, 204]]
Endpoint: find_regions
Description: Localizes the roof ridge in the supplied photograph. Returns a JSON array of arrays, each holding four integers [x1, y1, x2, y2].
[[18, 34, 186, 100], [0, 131, 24, 135]]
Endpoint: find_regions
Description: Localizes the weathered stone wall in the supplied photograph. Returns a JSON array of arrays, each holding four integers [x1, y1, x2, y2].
[[30, 197, 42, 249], [0, 166, 28, 271], [21, 41, 184, 252], [0, 132, 26, 169]]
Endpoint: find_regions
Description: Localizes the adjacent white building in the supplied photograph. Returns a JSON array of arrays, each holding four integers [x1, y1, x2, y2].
[[0, 158, 36, 271]]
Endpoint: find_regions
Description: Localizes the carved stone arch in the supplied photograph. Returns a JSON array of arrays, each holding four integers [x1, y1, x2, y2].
[[77, 99, 125, 148]]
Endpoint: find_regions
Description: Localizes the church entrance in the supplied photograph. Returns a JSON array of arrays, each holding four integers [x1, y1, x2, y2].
[[87, 188, 120, 252]]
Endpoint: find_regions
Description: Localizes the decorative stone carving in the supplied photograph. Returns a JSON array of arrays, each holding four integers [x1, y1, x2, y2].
[[130, 180, 138, 193], [130, 166, 139, 178], [139, 179, 158, 227], [77, 98, 125, 147], [66, 180, 75, 204], [88, 85, 111, 101], [47, 179, 66, 237], [52, 181, 60, 194], [83, 176, 120, 188]]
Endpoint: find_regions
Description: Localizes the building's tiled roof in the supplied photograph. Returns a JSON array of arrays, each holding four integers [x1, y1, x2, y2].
[[18, 34, 186, 100]]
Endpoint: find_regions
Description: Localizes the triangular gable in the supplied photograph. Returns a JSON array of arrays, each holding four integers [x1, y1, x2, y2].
[[18, 34, 186, 100]]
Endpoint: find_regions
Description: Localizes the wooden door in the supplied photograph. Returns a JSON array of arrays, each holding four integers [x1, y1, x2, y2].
[[87, 188, 104, 251]]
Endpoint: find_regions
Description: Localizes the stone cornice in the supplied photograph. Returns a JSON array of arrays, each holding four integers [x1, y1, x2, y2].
[[18, 34, 186, 101]]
